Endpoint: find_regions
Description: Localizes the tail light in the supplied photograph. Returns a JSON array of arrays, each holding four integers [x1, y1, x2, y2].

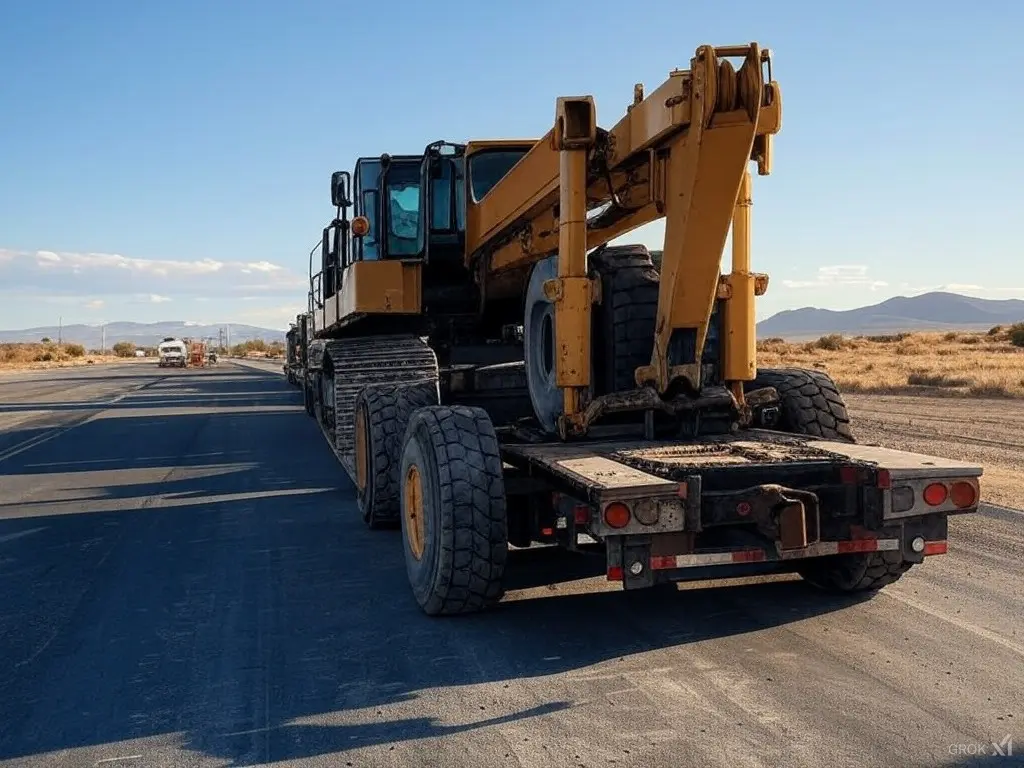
[[950, 481, 978, 508], [923, 483, 948, 507], [603, 502, 631, 529]]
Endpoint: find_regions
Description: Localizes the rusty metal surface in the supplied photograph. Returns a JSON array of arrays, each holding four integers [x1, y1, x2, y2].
[[566, 384, 742, 437], [553, 456, 677, 491], [502, 426, 985, 492], [612, 434, 839, 478]]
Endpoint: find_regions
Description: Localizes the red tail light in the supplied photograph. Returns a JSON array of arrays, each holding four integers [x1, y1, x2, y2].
[[923, 483, 948, 507], [950, 481, 977, 508], [603, 502, 630, 529]]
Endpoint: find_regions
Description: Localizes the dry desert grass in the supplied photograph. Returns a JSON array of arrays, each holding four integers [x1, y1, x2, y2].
[[0, 342, 131, 372], [757, 324, 1024, 398]]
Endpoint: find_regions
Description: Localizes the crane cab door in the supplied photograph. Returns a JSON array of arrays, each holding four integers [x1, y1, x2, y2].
[[420, 141, 466, 269]]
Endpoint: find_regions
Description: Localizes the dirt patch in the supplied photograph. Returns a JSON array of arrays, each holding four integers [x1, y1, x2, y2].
[[845, 393, 1024, 508], [0, 342, 149, 374]]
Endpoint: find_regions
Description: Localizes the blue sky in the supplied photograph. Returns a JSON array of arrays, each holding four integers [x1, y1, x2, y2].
[[0, 0, 1019, 331]]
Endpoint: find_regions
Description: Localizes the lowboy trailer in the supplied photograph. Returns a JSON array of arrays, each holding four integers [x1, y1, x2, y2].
[[294, 43, 982, 615]]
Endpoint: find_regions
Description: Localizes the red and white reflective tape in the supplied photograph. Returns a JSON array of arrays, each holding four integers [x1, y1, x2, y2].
[[779, 538, 900, 559], [648, 538, 901, 571]]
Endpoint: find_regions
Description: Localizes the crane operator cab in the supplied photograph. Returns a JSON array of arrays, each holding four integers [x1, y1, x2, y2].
[[314, 140, 535, 346]]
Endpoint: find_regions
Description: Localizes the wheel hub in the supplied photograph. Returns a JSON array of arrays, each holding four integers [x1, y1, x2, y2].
[[524, 256, 563, 433], [404, 464, 425, 560]]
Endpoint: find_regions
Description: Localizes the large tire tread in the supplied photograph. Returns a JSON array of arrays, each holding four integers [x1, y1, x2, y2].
[[589, 244, 660, 395], [356, 380, 439, 529], [401, 404, 508, 616], [798, 550, 914, 593], [749, 367, 855, 442]]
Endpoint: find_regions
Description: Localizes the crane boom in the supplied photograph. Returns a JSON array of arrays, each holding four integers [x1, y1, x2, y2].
[[463, 43, 782, 434], [291, 42, 985, 620]]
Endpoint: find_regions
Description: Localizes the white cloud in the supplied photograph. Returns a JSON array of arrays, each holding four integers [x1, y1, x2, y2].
[[236, 303, 306, 329], [781, 265, 888, 291], [240, 261, 284, 274], [0, 247, 310, 330], [0, 247, 306, 299], [899, 282, 991, 295], [891, 282, 1024, 298]]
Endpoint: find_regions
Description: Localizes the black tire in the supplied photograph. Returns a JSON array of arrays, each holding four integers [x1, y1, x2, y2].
[[797, 550, 913, 593], [523, 244, 658, 431], [748, 370, 912, 591], [588, 244, 660, 395], [354, 380, 440, 530], [746, 367, 855, 442], [303, 378, 314, 416], [398, 405, 508, 616]]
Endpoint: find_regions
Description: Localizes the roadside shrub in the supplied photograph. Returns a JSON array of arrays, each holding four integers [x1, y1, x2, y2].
[[64, 343, 85, 357], [865, 333, 910, 343], [895, 341, 924, 355], [969, 381, 1013, 398], [815, 333, 845, 351], [111, 341, 136, 357], [1010, 327, 1024, 348], [757, 337, 794, 355], [907, 372, 973, 388]]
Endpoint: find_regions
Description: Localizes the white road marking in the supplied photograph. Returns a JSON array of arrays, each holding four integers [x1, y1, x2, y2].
[[882, 589, 1024, 658], [0, 415, 98, 463], [0, 526, 47, 544], [94, 755, 144, 765]]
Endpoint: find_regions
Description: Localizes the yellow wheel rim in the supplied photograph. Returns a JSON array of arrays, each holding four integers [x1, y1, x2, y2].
[[404, 464, 425, 560], [355, 407, 368, 493]]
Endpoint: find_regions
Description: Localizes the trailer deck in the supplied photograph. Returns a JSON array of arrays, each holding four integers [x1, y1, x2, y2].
[[500, 429, 982, 501]]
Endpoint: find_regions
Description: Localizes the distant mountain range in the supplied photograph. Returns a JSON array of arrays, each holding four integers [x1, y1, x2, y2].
[[757, 291, 1024, 339], [0, 321, 285, 349], [4, 291, 1019, 347]]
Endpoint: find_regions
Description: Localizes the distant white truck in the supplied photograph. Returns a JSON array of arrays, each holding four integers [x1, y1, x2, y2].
[[157, 339, 188, 368]]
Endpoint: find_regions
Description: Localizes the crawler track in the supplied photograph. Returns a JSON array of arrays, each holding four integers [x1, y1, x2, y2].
[[318, 334, 439, 480]]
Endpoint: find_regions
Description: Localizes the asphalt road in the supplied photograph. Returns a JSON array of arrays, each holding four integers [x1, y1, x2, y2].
[[0, 363, 1021, 767]]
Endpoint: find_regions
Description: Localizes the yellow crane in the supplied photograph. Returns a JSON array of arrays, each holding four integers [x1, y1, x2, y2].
[[294, 43, 982, 616]]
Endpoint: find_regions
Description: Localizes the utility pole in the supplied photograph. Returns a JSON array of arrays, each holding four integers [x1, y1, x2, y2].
[[58, 316, 62, 345], [101, 325, 106, 354]]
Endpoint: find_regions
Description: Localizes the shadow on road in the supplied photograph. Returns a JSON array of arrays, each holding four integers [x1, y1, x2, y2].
[[0, 365, 871, 765], [0, 367, 283, 415]]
